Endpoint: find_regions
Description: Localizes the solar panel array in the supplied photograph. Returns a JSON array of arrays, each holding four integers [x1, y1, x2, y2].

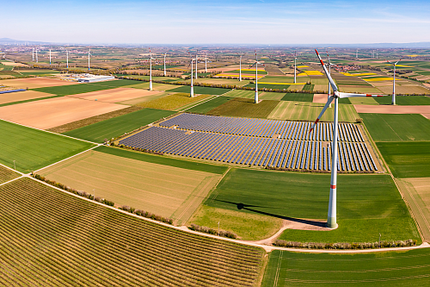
[[119, 113, 377, 172], [159, 113, 364, 142]]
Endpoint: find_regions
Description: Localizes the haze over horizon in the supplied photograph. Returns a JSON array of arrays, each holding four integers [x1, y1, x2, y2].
[[3, 0, 430, 45]]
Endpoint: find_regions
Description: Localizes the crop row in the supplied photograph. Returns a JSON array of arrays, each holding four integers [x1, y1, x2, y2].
[[0, 178, 264, 286]]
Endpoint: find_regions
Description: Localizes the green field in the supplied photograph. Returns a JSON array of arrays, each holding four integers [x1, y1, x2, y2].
[[39, 150, 221, 224], [377, 142, 430, 178], [18, 70, 61, 75], [259, 76, 295, 83], [361, 114, 430, 142], [206, 169, 419, 243], [0, 120, 94, 173], [64, 108, 174, 142], [206, 98, 279, 118], [262, 249, 430, 287], [245, 83, 291, 90], [137, 93, 210, 110], [33, 79, 138, 96], [167, 85, 231, 95], [269, 102, 358, 123], [229, 69, 267, 75], [186, 96, 233, 114], [374, 96, 430, 105], [223, 89, 256, 99], [281, 93, 314, 102], [95, 146, 228, 174], [0, 177, 264, 286]]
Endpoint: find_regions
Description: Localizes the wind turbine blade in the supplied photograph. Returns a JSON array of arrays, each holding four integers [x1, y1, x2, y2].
[[315, 49, 338, 93], [309, 96, 335, 133], [337, 92, 385, 98], [395, 58, 402, 65]]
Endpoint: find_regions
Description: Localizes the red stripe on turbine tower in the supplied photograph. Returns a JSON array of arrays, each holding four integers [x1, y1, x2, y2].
[[330, 185, 336, 189]]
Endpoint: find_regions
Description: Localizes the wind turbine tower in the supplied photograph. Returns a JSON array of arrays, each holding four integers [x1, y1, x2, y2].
[[195, 52, 198, 79], [66, 50, 69, 69], [326, 51, 335, 108], [49, 49, 52, 65], [387, 58, 402, 105], [310, 49, 386, 228], [294, 52, 297, 83], [190, 58, 195, 97], [88, 49, 91, 71], [250, 51, 262, 104], [32, 48, 34, 62], [356, 49, 358, 59], [35, 48, 38, 63], [163, 52, 167, 76], [149, 49, 154, 91], [239, 53, 242, 82]]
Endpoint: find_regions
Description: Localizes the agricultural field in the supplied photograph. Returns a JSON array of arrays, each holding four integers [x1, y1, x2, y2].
[[69, 87, 162, 104], [137, 93, 211, 110], [186, 96, 233, 114], [259, 92, 286, 101], [38, 150, 221, 224], [0, 165, 20, 184], [167, 85, 231, 95], [377, 142, 430, 178], [268, 102, 358, 122], [0, 120, 94, 173], [0, 96, 127, 130], [228, 69, 267, 75], [64, 108, 174, 142], [206, 168, 419, 243], [396, 177, 430, 241], [118, 91, 170, 105], [360, 114, 430, 142], [0, 177, 264, 286], [281, 93, 314, 102], [0, 77, 78, 89], [348, 96, 379, 105], [374, 95, 430, 105], [0, 90, 54, 105], [245, 83, 291, 90], [223, 89, 256, 99], [262, 249, 430, 287], [33, 79, 138, 96], [206, 98, 279, 118], [126, 82, 181, 91]]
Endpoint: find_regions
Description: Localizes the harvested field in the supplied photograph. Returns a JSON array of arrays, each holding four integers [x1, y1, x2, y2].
[[209, 169, 419, 243], [269, 102, 358, 122], [206, 98, 278, 118], [312, 93, 330, 104], [355, 104, 430, 117], [0, 62, 28, 67], [262, 249, 430, 287], [338, 85, 383, 94], [375, 84, 430, 95], [0, 165, 20, 184], [0, 177, 264, 286], [118, 91, 169, 105], [377, 142, 430, 178], [127, 82, 181, 91], [0, 96, 128, 130], [0, 120, 94, 173], [0, 77, 78, 89], [137, 93, 211, 111], [65, 108, 174, 143], [167, 86, 231, 95], [360, 114, 430, 142], [0, 90, 54, 105], [38, 150, 221, 224], [48, 106, 143, 133], [396, 177, 430, 242], [69, 87, 162, 103]]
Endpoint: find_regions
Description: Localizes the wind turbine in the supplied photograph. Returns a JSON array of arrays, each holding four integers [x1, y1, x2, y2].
[[149, 48, 154, 91], [66, 50, 69, 69], [356, 48, 359, 59], [49, 48, 52, 65], [32, 48, 34, 62], [294, 51, 297, 83], [386, 58, 402, 105], [163, 52, 167, 76], [309, 49, 386, 228], [195, 51, 198, 79], [35, 48, 38, 63], [326, 51, 336, 108], [239, 53, 243, 82], [250, 51, 262, 104], [88, 49, 91, 71], [190, 58, 195, 97]]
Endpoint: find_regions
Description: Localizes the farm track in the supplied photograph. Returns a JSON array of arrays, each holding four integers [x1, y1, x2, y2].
[[0, 178, 264, 286]]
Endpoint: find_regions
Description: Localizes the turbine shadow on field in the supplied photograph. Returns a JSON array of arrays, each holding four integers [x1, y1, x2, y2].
[[215, 199, 326, 228]]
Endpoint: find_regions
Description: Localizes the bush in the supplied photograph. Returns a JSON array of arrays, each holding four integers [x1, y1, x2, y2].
[[273, 239, 417, 249], [188, 224, 238, 239]]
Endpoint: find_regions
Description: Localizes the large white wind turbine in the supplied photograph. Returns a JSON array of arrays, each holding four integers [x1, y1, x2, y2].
[[49, 49, 52, 65], [310, 49, 386, 228], [239, 53, 243, 82], [294, 51, 297, 83], [66, 50, 69, 69], [149, 48, 154, 91], [32, 48, 34, 62], [386, 58, 402, 105], [250, 51, 262, 104], [190, 58, 195, 97], [326, 51, 336, 108]]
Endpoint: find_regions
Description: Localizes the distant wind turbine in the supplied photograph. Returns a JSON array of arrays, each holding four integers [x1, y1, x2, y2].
[[88, 49, 91, 71], [310, 49, 386, 228], [386, 58, 402, 105], [163, 52, 167, 77], [294, 51, 297, 83], [49, 49, 52, 65], [35, 48, 38, 63], [195, 51, 198, 79], [149, 48, 154, 91], [239, 53, 243, 82], [66, 50, 69, 69], [32, 48, 34, 62], [190, 58, 195, 97]]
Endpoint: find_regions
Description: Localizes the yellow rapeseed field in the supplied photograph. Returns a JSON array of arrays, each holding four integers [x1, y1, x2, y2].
[[305, 71, 323, 76]]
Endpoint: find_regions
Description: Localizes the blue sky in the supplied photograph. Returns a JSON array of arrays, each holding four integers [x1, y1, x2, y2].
[[2, 0, 430, 44]]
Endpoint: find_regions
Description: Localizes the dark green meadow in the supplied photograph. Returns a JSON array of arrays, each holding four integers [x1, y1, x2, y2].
[[377, 142, 430, 178], [186, 96, 233, 114], [374, 96, 430, 105], [281, 93, 314, 102], [0, 120, 94, 173], [206, 98, 278, 118], [33, 79, 139, 96], [64, 108, 174, 143], [167, 85, 231, 95], [262, 249, 430, 287], [360, 113, 430, 142], [206, 168, 419, 243]]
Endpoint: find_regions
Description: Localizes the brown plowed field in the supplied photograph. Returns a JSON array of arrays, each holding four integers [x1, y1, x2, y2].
[[0, 77, 78, 89], [0, 90, 53, 104], [0, 96, 127, 129], [68, 87, 161, 103], [312, 93, 329, 103]]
